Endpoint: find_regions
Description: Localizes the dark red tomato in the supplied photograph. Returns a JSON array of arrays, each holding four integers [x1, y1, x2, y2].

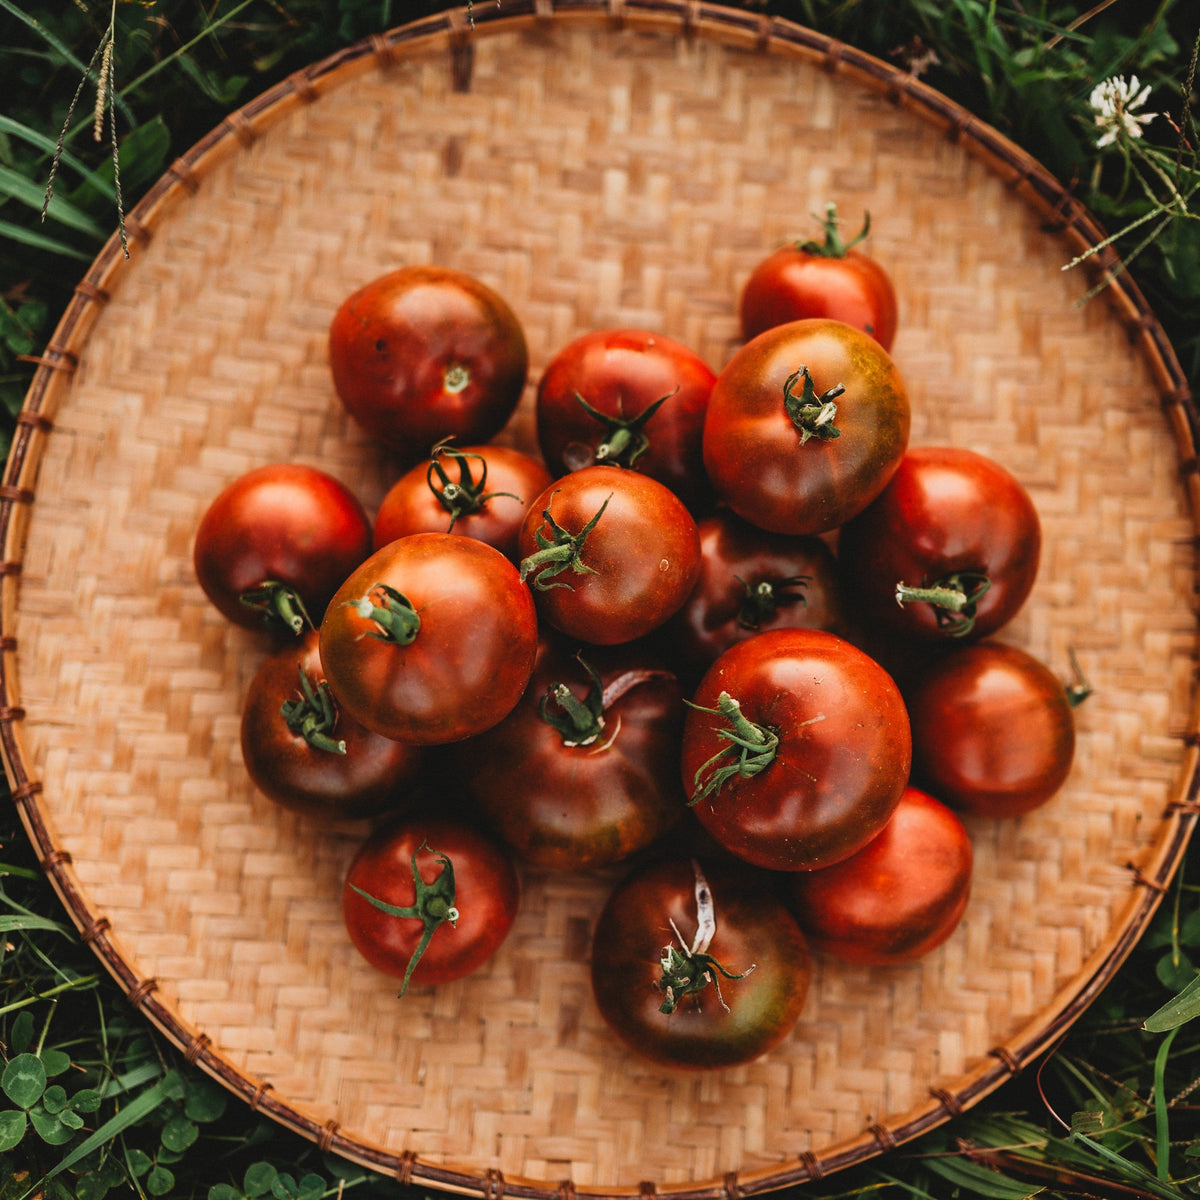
[[788, 786, 973, 965], [680, 628, 911, 871], [240, 630, 426, 819], [455, 636, 686, 870], [535, 328, 716, 509], [702, 318, 910, 536], [740, 205, 898, 350], [590, 857, 810, 1069], [328, 265, 528, 463], [907, 641, 1077, 818], [837, 446, 1041, 642], [343, 817, 519, 994], [319, 533, 538, 745], [517, 466, 701, 645], [373, 439, 552, 561], [664, 507, 845, 684], [193, 463, 372, 636]]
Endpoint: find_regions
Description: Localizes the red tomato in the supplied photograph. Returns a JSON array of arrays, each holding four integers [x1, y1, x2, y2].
[[193, 463, 372, 636], [788, 786, 973, 965], [837, 446, 1041, 642], [680, 628, 911, 871], [318, 533, 538, 745], [702, 319, 910, 536], [664, 507, 845, 683], [517, 466, 701, 645], [328, 265, 528, 462], [906, 641, 1077, 818], [590, 857, 810, 1069], [343, 817, 519, 994], [372, 439, 552, 561], [240, 629, 425, 818], [535, 328, 716, 509], [740, 205, 898, 350], [455, 636, 686, 869]]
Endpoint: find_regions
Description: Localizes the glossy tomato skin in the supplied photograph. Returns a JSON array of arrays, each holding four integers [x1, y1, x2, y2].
[[455, 635, 687, 870], [193, 463, 372, 635], [590, 857, 810, 1069], [373, 442, 552, 561], [535, 328, 717, 510], [328, 266, 528, 462], [681, 628, 911, 871], [702, 319, 910, 536], [788, 786, 973, 965], [240, 630, 425, 818], [664, 507, 845, 684], [319, 533, 538, 745], [907, 641, 1076, 818], [740, 243, 898, 350], [837, 446, 1041, 642], [517, 466, 701, 645], [342, 817, 519, 986]]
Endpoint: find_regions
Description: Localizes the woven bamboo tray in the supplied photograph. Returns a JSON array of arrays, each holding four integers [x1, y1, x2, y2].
[[4, 3, 1199, 1195]]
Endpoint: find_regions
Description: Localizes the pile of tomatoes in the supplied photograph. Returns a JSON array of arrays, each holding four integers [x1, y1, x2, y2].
[[193, 206, 1084, 1070]]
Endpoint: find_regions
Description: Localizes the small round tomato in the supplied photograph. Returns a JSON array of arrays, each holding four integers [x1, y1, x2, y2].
[[517, 466, 701, 645], [740, 205, 898, 349], [664, 507, 845, 683], [319, 533, 538, 745], [456, 635, 686, 869], [328, 265, 528, 462], [906, 641, 1079, 818], [193, 463, 372, 636], [240, 630, 426, 819], [681, 628, 911, 871], [590, 857, 810, 1069], [535, 328, 716, 509], [702, 318, 910, 536], [837, 446, 1041, 642], [343, 817, 520, 994], [373, 439, 552, 561], [788, 786, 973, 965]]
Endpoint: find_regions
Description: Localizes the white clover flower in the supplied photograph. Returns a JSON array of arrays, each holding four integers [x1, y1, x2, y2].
[[1090, 74, 1159, 149]]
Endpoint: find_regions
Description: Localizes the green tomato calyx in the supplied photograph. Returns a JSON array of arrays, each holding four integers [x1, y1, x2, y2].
[[686, 691, 779, 805], [573, 387, 677, 469], [347, 583, 421, 645], [518, 491, 610, 591], [783, 367, 844, 444], [281, 665, 346, 755], [425, 437, 520, 531], [894, 569, 991, 638], [239, 580, 313, 636], [735, 574, 809, 631], [797, 203, 870, 259]]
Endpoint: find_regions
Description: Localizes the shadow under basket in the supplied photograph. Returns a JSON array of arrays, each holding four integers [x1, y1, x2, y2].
[[3, 3, 1198, 1196]]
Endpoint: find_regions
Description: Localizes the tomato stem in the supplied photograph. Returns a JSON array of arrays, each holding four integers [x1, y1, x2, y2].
[[573, 387, 677, 469], [347, 583, 421, 645], [783, 367, 844, 444], [797, 203, 870, 259], [734, 574, 809, 631], [894, 570, 991, 638], [349, 841, 459, 998], [238, 580, 313, 636], [1065, 646, 1094, 708], [281, 666, 346, 755], [518, 491, 611, 591], [686, 691, 779, 805], [425, 437, 520, 531], [539, 655, 606, 747]]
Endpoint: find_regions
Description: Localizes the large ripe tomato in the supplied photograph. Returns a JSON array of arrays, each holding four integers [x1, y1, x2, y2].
[[680, 628, 911, 871], [906, 641, 1078, 818], [788, 786, 973, 965], [663, 507, 845, 684], [739, 205, 898, 350], [455, 635, 686, 870], [535, 328, 716, 509], [373, 439, 552, 561], [193, 463, 372, 636], [328, 265, 528, 462], [702, 318, 910, 536], [517, 466, 701, 645], [343, 817, 520, 995], [590, 856, 810, 1069], [836, 446, 1041, 642], [240, 629, 425, 819], [319, 532, 538, 745]]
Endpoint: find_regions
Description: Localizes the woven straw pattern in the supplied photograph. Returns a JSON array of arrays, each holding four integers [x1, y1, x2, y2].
[[5, 11, 1198, 1194]]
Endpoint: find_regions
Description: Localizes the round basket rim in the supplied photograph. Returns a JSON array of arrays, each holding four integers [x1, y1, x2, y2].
[[2, 3, 1198, 1196]]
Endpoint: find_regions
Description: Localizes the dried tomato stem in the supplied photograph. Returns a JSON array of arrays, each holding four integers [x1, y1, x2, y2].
[[347, 583, 421, 645], [686, 691, 778, 805], [281, 666, 346, 755], [894, 570, 991, 638], [783, 367, 844, 444], [1065, 646, 1094, 708], [734, 574, 809, 631], [518, 491, 610, 591], [239, 580, 313, 636]]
